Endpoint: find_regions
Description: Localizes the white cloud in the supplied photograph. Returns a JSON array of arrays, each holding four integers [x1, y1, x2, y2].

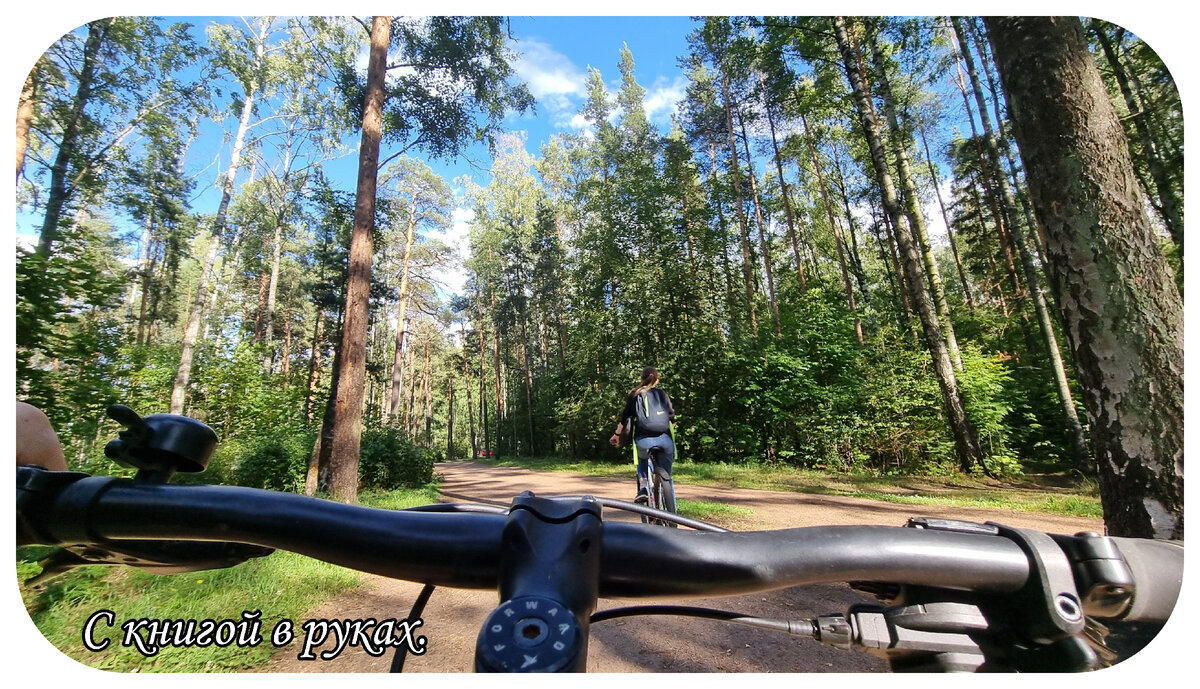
[[566, 113, 592, 131], [643, 76, 686, 126], [514, 38, 587, 106]]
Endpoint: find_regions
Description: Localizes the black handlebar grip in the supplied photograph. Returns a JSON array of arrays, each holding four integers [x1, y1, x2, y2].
[[1110, 537, 1184, 623]]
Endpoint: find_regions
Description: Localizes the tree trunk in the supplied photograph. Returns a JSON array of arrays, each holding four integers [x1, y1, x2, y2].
[[956, 17, 1091, 472], [131, 209, 154, 344], [421, 341, 433, 447], [737, 112, 781, 338], [385, 188, 419, 423], [758, 71, 806, 295], [168, 23, 264, 413], [446, 374, 455, 460], [834, 15, 985, 475], [328, 15, 390, 504], [264, 223, 284, 347], [306, 318, 341, 496], [707, 141, 738, 326], [720, 73, 759, 339], [988, 16, 1183, 539], [489, 290, 505, 451], [869, 28, 962, 370], [461, 322, 477, 458], [918, 123, 975, 309], [304, 312, 324, 421], [16, 60, 40, 184], [969, 19, 1049, 262], [37, 20, 109, 258], [476, 300, 492, 455]]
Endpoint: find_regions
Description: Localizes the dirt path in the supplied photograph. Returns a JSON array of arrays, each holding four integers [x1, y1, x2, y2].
[[264, 461, 1103, 673]]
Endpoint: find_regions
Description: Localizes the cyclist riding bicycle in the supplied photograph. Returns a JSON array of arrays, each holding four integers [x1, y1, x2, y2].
[[609, 366, 675, 505]]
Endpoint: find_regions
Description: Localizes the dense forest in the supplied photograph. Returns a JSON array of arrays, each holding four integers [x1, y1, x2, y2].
[[14, 16, 1183, 537]]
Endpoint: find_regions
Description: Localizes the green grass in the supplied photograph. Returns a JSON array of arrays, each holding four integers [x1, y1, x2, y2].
[[17, 483, 440, 673], [468, 457, 1102, 519], [675, 499, 756, 528]]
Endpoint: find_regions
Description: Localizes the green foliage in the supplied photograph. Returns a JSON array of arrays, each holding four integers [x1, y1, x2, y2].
[[956, 345, 1020, 474], [220, 423, 315, 492], [359, 426, 438, 490]]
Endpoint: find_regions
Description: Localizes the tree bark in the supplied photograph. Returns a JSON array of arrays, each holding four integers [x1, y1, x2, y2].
[[834, 16, 985, 475], [328, 15, 390, 504], [988, 16, 1183, 539]]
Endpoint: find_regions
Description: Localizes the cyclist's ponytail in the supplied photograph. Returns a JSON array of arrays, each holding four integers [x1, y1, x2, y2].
[[632, 366, 660, 397]]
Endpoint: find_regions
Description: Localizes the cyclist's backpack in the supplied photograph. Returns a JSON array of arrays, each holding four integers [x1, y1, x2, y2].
[[634, 388, 671, 435]]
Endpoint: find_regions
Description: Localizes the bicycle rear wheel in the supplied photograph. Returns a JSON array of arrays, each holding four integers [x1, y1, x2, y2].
[[654, 475, 677, 528]]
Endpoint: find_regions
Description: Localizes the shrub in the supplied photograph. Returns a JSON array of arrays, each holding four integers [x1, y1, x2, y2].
[[359, 426, 437, 489], [221, 424, 313, 492]]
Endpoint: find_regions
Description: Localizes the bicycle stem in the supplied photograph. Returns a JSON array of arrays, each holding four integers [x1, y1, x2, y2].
[[475, 492, 603, 672]]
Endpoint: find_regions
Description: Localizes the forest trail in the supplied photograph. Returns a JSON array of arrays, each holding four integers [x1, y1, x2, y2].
[[263, 461, 1103, 673]]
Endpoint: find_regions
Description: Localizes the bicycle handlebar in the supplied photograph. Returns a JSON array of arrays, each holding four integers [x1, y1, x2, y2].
[[19, 471, 1181, 624]]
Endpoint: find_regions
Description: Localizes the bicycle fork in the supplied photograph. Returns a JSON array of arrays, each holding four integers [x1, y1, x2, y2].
[[475, 492, 603, 672]]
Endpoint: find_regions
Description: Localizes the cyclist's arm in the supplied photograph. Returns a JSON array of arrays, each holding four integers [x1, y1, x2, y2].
[[610, 393, 636, 444]]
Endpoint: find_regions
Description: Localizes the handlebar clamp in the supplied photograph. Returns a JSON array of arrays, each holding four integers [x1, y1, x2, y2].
[[475, 492, 603, 672]]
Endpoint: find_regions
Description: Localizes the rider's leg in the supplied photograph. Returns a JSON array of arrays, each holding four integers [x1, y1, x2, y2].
[[634, 440, 650, 502], [658, 435, 677, 512]]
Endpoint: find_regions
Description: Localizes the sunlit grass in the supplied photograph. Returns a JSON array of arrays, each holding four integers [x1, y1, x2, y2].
[[675, 498, 756, 528]]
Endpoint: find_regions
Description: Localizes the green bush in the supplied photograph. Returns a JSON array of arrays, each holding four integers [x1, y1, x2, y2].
[[359, 426, 437, 489], [218, 424, 313, 492]]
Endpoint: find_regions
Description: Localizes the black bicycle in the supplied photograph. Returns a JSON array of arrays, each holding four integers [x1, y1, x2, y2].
[[15, 407, 1185, 673], [639, 446, 677, 528]]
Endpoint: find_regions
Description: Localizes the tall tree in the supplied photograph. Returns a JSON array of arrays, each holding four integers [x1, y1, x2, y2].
[[381, 158, 453, 424], [833, 16, 984, 475], [170, 16, 273, 413], [954, 17, 1090, 471], [328, 15, 389, 503], [31, 19, 203, 259], [868, 24, 962, 370], [326, 16, 532, 500], [988, 16, 1183, 539]]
